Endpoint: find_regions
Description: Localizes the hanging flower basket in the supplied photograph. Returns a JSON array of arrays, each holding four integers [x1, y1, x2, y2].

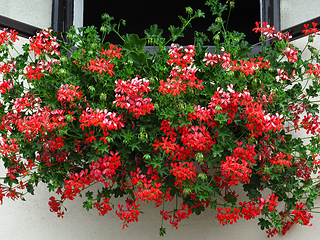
[[0, 0, 320, 237]]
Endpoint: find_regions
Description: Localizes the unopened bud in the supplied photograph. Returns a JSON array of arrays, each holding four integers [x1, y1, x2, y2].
[[100, 92, 107, 101], [183, 188, 192, 196], [154, 102, 159, 111], [185, 6, 193, 14], [215, 17, 223, 24], [198, 173, 207, 181], [213, 33, 220, 42], [88, 85, 95, 92], [91, 43, 98, 49], [100, 26, 107, 33], [195, 152, 204, 163], [58, 68, 66, 76]]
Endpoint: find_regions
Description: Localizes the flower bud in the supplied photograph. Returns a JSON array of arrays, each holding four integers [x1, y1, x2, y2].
[[100, 92, 107, 101], [308, 34, 315, 43], [183, 188, 192, 196], [215, 105, 222, 111], [101, 13, 109, 20], [60, 56, 68, 63], [100, 26, 107, 33], [226, 71, 234, 77], [198, 173, 207, 181], [154, 102, 159, 111], [88, 85, 95, 92], [185, 6, 193, 14], [195, 152, 204, 163], [213, 33, 220, 42], [215, 17, 223, 24], [58, 68, 67, 76], [149, 77, 155, 85], [91, 43, 98, 49]]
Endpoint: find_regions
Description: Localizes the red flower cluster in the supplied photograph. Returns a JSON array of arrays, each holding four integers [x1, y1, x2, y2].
[[79, 108, 125, 132], [87, 44, 122, 75], [57, 84, 83, 103], [302, 22, 319, 35], [253, 22, 275, 38], [159, 44, 204, 96], [220, 143, 256, 186], [275, 68, 295, 82], [0, 28, 19, 46], [29, 29, 60, 56], [257, 193, 278, 212], [113, 77, 154, 118], [48, 196, 64, 218], [94, 197, 112, 216], [203, 48, 231, 68], [301, 112, 320, 135], [87, 57, 114, 75], [204, 49, 270, 75], [90, 151, 121, 181], [267, 203, 313, 237], [116, 200, 141, 229], [229, 57, 271, 76], [24, 65, 44, 81], [170, 162, 197, 187], [100, 44, 123, 59], [252, 22, 292, 40], [306, 63, 320, 77], [0, 59, 16, 74], [280, 44, 298, 63], [17, 107, 67, 141], [0, 79, 13, 94]]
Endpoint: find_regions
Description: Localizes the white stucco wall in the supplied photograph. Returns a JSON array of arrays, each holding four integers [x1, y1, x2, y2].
[[0, 0, 52, 29], [1, 1, 320, 240], [281, 0, 320, 29]]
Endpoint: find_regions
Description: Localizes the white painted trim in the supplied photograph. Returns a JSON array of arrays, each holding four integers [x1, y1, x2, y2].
[[73, 0, 84, 30]]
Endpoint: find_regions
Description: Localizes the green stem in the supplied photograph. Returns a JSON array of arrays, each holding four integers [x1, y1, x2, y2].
[[225, 5, 232, 31]]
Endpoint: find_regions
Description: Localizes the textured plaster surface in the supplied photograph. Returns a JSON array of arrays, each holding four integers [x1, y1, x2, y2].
[[281, 0, 320, 29], [0, 0, 52, 29]]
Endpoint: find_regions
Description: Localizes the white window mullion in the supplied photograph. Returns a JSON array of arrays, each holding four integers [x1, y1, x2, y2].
[[73, 0, 84, 31]]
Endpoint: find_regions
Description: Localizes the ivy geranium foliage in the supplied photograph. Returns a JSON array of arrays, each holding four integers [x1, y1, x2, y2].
[[1, 0, 320, 237]]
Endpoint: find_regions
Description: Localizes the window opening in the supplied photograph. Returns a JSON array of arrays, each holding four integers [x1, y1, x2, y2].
[[83, 1, 261, 45]]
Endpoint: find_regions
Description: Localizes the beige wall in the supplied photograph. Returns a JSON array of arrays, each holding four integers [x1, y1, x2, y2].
[[0, 1, 320, 240], [0, 178, 319, 240]]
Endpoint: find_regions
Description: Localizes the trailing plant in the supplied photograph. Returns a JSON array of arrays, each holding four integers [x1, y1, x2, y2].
[[1, 0, 320, 237]]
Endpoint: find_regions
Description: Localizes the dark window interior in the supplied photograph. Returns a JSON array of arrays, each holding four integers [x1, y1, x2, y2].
[[84, 1, 260, 45]]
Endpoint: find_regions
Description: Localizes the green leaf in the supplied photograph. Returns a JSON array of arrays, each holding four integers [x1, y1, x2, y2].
[[211, 143, 223, 157], [258, 218, 272, 230], [144, 24, 163, 39], [123, 34, 146, 52], [129, 52, 147, 67], [210, 199, 218, 209], [207, 23, 220, 34], [178, 16, 190, 28], [85, 191, 93, 199], [26, 183, 35, 195], [193, 205, 205, 215], [196, 9, 205, 18], [225, 192, 237, 205], [168, 26, 184, 41], [83, 200, 93, 211], [159, 227, 166, 236]]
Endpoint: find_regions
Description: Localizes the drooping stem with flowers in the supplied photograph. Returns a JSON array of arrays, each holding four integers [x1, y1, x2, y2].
[[1, 0, 320, 237]]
